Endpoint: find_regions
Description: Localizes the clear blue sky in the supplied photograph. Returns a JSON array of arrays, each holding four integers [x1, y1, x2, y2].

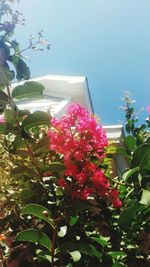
[[14, 0, 150, 124]]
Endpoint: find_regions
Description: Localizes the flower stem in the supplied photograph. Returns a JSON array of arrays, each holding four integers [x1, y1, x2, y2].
[[0, 249, 6, 266]]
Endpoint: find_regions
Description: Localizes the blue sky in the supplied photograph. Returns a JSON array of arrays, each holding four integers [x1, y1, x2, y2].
[[14, 0, 150, 124]]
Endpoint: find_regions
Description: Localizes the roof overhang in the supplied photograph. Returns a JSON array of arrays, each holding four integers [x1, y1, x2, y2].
[[11, 74, 93, 117], [10, 74, 124, 142]]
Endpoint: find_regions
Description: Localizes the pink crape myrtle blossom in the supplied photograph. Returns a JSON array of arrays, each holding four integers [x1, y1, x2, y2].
[[146, 105, 150, 113], [109, 189, 122, 208], [0, 115, 5, 124], [48, 103, 122, 208]]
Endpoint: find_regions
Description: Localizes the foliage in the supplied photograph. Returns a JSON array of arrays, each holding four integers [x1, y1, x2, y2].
[[116, 92, 150, 266], [0, 1, 150, 267]]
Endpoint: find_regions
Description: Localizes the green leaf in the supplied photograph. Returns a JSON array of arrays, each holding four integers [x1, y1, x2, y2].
[[4, 109, 17, 125], [69, 216, 79, 226], [140, 149, 150, 174], [0, 66, 10, 89], [85, 244, 102, 260], [122, 167, 139, 182], [37, 253, 51, 263], [0, 82, 6, 91], [0, 41, 10, 59], [0, 91, 8, 106], [42, 162, 65, 172], [12, 81, 45, 99], [22, 204, 52, 226], [8, 55, 30, 80], [58, 226, 67, 237], [20, 189, 35, 201], [118, 201, 143, 230], [22, 111, 51, 130], [6, 70, 15, 81], [15, 229, 51, 251], [36, 249, 58, 265], [61, 242, 101, 260], [140, 189, 150, 206], [34, 136, 50, 155], [131, 143, 150, 168], [13, 135, 26, 148], [69, 251, 81, 262], [90, 236, 110, 247], [0, 122, 18, 134], [0, 123, 7, 133], [36, 249, 58, 263], [124, 135, 136, 152], [11, 166, 38, 179], [108, 251, 127, 259]]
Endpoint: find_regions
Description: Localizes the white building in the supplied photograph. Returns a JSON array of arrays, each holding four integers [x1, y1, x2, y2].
[[14, 75, 93, 116]]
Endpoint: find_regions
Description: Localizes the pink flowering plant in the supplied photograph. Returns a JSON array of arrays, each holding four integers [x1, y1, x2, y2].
[[0, 101, 123, 266], [48, 104, 121, 208], [1, 1, 150, 267], [12, 103, 123, 267]]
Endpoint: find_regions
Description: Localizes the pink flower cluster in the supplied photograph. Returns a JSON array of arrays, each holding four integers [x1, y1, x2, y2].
[[147, 106, 150, 113], [0, 115, 5, 124], [48, 103, 122, 208]]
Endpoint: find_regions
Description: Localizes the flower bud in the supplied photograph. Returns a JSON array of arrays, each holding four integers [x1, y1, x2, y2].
[[42, 210, 49, 217]]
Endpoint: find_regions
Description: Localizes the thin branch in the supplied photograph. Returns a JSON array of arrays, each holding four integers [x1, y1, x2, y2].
[[15, 34, 49, 56], [6, 84, 17, 108], [15, 40, 38, 55], [51, 223, 57, 267], [107, 176, 134, 187]]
